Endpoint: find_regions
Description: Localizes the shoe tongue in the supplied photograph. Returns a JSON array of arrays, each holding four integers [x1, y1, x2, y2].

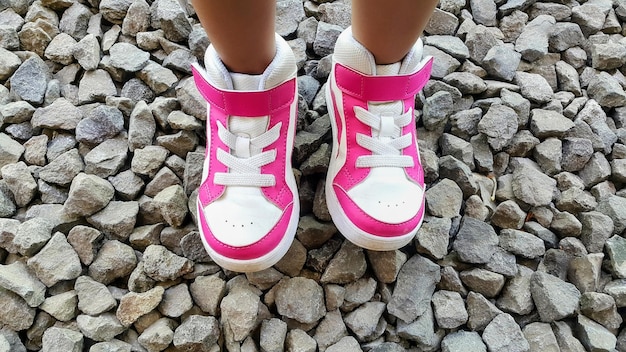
[[231, 73, 263, 90], [370, 62, 404, 118], [228, 73, 268, 157], [375, 63, 401, 76]]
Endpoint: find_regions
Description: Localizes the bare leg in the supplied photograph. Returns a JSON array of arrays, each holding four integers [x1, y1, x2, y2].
[[352, 0, 439, 64], [192, 0, 275, 74]]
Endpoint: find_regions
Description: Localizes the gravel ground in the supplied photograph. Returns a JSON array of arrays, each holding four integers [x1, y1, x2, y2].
[[1, 0, 626, 350]]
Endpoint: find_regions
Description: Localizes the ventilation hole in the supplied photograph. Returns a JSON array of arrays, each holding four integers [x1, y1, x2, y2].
[[241, 225, 244, 228], [232, 225, 235, 228], [225, 220, 228, 222]]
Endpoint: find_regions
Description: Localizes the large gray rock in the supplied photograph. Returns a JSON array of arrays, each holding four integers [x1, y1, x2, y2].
[[578, 152, 611, 188], [588, 72, 626, 108], [1, 161, 36, 207], [41, 327, 83, 352], [344, 301, 386, 342], [530, 109, 575, 138], [425, 179, 463, 218], [32, 98, 83, 130], [511, 163, 557, 207], [137, 61, 178, 94], [159, 283, 193, 318], [0, 261, 45, 307], [78, 69, 117, 104], [596, 195, 626, 234], [276, 277, 325, 324], [465, 25, 500, 62], [0, 133, 24, 170], [591, 43, 626, 71], [576, 315, 617, 352], [431, 290, 468, 329], [109, 43, 150, 72], [320, 241, 367, 284], [552, 320, 586, 352], [9, 56, 48, 105], [515, 15, 555, 61], [276, 0, 305, 36], [477, 104, 518, 151], [441, 330, 486, 352], [259, 318, 288, 352], [76, 313, 125, 342], [499, 229, 545, 259], [314, 309, 348, 351], [11, 217, 54, 256], [138, 318, 176, 351], [470, 0, 497, 25], [73, 34, 100, 71], [84, 138, 128, 178], [482, 314, 530, 352], [579, 292, 622, 331], [153, 185, 187, 228], [453, 217, 499, 264], [522, 322, 560, 352], [0, 47, 20, 80], [173, 315, 220, 351], [515, 71, 553, 104], [482, 44, 521, 81], [75, 105, 124, 145], [88, 240, 137, 285], [128, 101, 156, 151], [155, 0, 191, 42], [142, 244, 193, 281], [313, 21, 342, 57], [63, 173, 114, 217], [86, 201, 138, 240], [606, 235, 626, 279], [387, 255, 441, 323], [549, 22, 584, 52], [220, 289, 260, 342], [75, 276, 117, 316], [531, 271, 581, 322], [497, 265, 534, 315], [27, 232, 82, 287], [396, 305, 435, 345]]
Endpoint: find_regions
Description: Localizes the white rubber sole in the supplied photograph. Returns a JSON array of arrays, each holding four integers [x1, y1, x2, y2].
[[324, 83, 422, 251], [197, 85, 300, 273]]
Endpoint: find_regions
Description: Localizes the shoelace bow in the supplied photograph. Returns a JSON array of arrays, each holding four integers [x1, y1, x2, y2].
[[354, 106, 415, 168], [214, 121, 281, 187]]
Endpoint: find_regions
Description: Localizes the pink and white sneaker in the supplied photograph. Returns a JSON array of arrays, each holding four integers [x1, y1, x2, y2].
[[326, 28, 433, 251], [191, 35, 299, 272]]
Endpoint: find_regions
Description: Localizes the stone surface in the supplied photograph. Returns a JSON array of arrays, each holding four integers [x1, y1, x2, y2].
[[0, 1, 624, 350], [387, 255, 441, 323], [275, 277, 325, 324], [531, 271, 581, 322], [482, 314, 530, 352]]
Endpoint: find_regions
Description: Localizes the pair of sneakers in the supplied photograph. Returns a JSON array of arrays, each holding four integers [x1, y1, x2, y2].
[[191, 28, 433, 272]]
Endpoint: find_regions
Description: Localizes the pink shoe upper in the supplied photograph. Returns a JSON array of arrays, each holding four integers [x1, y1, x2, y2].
[[192, 63, 297, 260], [328, 57, 433, 237]]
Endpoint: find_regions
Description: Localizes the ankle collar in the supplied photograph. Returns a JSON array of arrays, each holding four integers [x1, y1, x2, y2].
[[192, 63, 296, 117]]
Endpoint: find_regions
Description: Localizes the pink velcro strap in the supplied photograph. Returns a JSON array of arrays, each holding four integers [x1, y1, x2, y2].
[[191, 63, 296, 117], [335, 57, 433, 102]]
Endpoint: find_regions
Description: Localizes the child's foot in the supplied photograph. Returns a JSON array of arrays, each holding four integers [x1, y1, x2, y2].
[[192, 35, 299, 272], [326, 28, 433, 251]]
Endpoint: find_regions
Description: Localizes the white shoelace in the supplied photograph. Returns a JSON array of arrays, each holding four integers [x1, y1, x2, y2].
[[354, 106, 415, 168], [214, 121, 281, 187]]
